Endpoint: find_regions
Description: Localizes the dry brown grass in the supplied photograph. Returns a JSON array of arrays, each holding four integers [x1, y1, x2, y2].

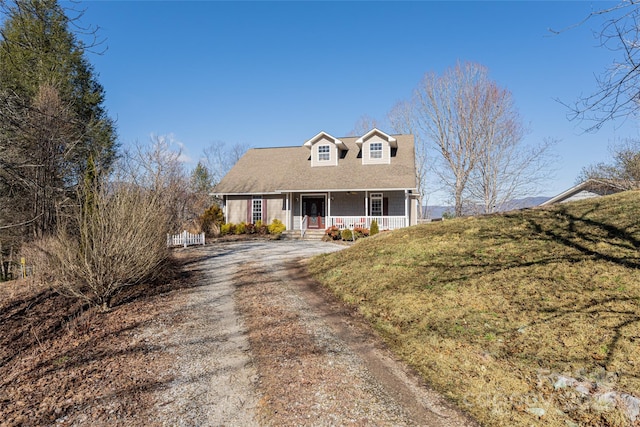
[[0, 250, 201, 426], [308, 191, 640, 427]]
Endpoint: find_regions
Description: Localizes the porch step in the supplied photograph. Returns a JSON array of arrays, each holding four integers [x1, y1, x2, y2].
[[281, 229, 326, 240], [302, 230, 326, 240]]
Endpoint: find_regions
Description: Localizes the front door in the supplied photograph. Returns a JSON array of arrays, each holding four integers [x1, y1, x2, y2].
[[303, 197, 325, 229]]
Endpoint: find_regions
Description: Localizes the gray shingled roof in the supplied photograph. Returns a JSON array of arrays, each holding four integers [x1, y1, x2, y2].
[[213, 134, 417, 194]]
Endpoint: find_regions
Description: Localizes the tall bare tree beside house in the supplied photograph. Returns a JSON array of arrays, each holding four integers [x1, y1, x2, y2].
[[412, 62, 496, 217], [394, 61, 554, 217], [388, 100, 429, 218], [463, 91, 556, 214]]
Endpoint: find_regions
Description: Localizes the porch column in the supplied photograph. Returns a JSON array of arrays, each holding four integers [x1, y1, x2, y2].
[[223, 196, 228, 224], [405, 190, 409, 227], [365, 191, 369, 217], [286, 193, 291, 230]]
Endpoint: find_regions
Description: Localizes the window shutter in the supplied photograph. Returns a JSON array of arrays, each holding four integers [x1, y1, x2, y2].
[[262, 198, 267, 222], [247, 199, 252, 223], [383, 198, 389, 216]]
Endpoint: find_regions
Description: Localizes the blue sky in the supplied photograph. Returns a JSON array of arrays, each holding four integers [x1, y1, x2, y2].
[[75, 1, 637, 203]]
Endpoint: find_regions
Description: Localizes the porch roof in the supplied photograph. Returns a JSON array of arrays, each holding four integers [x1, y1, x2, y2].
[[214, 134, 417, 194]]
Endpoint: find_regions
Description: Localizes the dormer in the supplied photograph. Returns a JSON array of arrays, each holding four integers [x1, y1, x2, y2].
[[356, 128, 397, 165], [304, 131, 347, 167]]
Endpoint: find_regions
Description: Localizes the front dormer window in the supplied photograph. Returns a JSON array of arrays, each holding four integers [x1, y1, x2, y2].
[[370, 142, 382, 159], [356, 128, 397, 165], [318, 144, 330, 161], [304, 131, 345, 167]]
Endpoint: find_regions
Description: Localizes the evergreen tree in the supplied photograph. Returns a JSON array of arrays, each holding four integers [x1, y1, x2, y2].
[[0, 0, 117, 239], [190, 161, 213, 194]]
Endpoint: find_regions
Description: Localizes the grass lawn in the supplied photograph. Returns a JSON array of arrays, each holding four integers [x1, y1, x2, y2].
[[308, 191, 640, 426]]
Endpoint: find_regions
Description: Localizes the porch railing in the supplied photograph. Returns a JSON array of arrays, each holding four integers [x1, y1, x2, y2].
[[326, 216, 406, 231], [301, 215, 308, 238]]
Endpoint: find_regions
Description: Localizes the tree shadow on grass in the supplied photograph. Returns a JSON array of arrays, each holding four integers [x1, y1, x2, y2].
[[498, 206, 640, 374], [520, 205, 640, 269]]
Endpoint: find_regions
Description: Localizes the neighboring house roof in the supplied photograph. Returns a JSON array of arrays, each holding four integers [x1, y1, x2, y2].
[[539, 178, 638, 206], [214, 133, 417, 195]]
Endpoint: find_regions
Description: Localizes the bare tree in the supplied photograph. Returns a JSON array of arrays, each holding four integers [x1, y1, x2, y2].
[[202, 140, 249, 186], [119, 135, 192, 231], [462, 85, 556, 214], [388, 100, 429, 218], [559, 1, 640, 131], [412, 62, 501, 216], [467, 136, 557, 214], [395, 62, 554, 217], [0, 82, 81, 238], [578, 137, 640, 186], [0, 0, 116, 273], [348, 114, 381, 137]]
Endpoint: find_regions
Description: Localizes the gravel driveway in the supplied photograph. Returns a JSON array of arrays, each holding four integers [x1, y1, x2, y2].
[[150, 240, 477, 426]]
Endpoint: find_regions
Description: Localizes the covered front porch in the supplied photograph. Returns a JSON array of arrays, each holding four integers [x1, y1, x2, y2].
[[283, 190, 417, 235]]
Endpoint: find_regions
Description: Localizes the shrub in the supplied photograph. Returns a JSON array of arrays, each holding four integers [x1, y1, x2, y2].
[[370, 220, 379, 236], [220, 223, 235, 235], [33, 183, 171, 310], [268, 219, 286, 235], [325, 225, 341, 240], [256, 220, 269, 235], [245, 222, 256, 234], [353, 226, 369, 239], [235, 222, 247, 235], [442, 211, 455, 220], [199, 204, 225, 236], [341, 229, 353, 241]]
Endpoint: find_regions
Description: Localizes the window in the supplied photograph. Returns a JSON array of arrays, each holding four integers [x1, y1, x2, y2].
[[252, 197, 262, 223], [370, 193, 383, 216], [370, 142, 382, 159], [318, 144, 330, 161]]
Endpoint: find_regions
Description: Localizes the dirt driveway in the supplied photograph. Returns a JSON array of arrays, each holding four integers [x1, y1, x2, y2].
[[150, 240, 477, 426]]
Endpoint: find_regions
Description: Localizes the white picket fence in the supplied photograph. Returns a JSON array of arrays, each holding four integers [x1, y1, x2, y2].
[[167, 230, 206, 248]]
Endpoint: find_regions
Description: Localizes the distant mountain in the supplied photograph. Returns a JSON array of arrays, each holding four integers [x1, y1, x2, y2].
[[502, 196, 551, 210], [423, 196, 551, 220]]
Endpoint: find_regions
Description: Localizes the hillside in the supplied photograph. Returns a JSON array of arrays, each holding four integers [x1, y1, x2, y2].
[[308, 191, 640, 427]]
